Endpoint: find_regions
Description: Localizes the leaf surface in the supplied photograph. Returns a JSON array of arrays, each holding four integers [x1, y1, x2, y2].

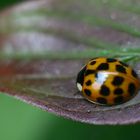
[[0, 0, 140, 124]]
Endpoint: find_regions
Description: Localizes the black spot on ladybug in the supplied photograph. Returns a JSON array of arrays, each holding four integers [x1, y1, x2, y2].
[[114, 96, 124, 104], [76, 66, 86, 86], [116, 64, 126, 74], [84, 89, 91, 96], [97, 63, 109, 70], [114, 88, 123, 95], [128, 83, 136, 96], [86, 80, 92, 86], [107, 58, 117, 63], [100, 85, 110, 96], [95, 72, 98, 78], [85, 69, 96, 76], [97, 97, 107, 104], [90, 61, 96, 65], [119, 61, 128, 67], [131, 69, 138, 78], [112, 76, 124, 86]]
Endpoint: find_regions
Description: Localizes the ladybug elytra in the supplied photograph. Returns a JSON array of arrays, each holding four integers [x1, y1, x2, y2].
[[76, 57, 140, 105]]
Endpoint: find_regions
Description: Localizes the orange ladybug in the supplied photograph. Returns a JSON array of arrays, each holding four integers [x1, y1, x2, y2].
[[76, 57, 140, 105]]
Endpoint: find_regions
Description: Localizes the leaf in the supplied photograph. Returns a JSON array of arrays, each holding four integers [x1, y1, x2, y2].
[[0, 0, 140, 125]]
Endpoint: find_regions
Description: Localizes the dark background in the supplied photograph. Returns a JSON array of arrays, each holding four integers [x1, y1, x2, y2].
[[0, 1, 140, 140], [0, 0, 21, 9]]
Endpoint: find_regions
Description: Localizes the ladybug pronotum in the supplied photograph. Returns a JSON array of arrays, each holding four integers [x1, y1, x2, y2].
[[76, 57, 140, 105]]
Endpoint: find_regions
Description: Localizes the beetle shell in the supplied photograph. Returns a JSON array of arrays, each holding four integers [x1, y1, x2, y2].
[[76, 57, 140, 105]]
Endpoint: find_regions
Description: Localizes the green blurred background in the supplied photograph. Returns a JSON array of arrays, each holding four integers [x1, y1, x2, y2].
[[0, 1, 140, 140]]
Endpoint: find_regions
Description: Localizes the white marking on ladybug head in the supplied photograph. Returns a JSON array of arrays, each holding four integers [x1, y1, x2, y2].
[[77, 83, 82, 91]]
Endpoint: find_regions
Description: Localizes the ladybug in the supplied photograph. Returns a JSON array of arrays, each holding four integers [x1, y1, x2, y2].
[[76, 57, 140, 105]]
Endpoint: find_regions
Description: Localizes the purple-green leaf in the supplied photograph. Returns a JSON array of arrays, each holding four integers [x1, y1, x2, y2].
[[0, 0, 140, 125]]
